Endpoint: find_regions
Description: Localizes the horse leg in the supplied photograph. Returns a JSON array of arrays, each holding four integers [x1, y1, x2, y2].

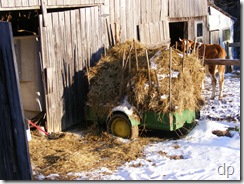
[[210, 74, 217, 100], [218, 66, 225, 99]]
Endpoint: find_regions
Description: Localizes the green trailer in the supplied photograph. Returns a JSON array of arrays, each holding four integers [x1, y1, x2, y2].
[[85, 104, 199, 139], [84, 42, 205, 139]]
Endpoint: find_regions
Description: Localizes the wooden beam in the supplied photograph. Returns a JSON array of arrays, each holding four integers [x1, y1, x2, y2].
[[0, 3, 103, 11], [229, 42, 240, 47], [40, 0, 48, 27], [204, 59, 240, 66]]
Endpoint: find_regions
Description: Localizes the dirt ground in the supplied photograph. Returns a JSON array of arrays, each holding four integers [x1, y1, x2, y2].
[[28, 126, 166, 180]]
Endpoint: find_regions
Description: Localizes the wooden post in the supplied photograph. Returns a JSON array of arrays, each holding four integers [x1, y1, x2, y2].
[[105, 18, 112, 48], [186, 40, 189, 57], [225, 42, 233, 73], [182, 40, 186, 72], [133, 39, 139, 71], [154, 70, 160, 95], [182, 50, 185, 73], [169, 47, 172, 112], [183, 41, 186, 57], [119, 46, 132, 101], [129, 47, 131, 73], [103, 43, 107, 56], [202, 44, 206, 66], [145, 49, 152, 89], [119, 50, 126, 101], [193, 37, 197, 54], [124, 44, 133, 69], [85, 60, 90, 86], [114, 22, 120, 45], [122, 49, 126, 68], [226, 42, 230, 59]]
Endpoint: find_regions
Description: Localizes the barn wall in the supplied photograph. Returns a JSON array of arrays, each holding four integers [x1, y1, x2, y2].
[[39, 6, 104, 132], [169, 0, 208, 18], [101, 0, 170, 48], [101, 0, 209, 48]]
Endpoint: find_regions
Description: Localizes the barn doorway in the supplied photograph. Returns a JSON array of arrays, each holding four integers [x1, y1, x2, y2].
[[0, 10, 46, 127], [169, 22, 188, 47]]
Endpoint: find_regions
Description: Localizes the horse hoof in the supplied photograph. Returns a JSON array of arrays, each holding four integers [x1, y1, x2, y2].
[[210, 96, 215, 100]]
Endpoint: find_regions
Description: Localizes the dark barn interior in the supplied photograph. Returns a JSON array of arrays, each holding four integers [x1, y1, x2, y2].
[[0, 10, 39, 36], [169, 22, 187, 47]]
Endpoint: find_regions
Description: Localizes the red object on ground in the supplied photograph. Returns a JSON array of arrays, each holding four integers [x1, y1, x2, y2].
[[27, 119, 48, 136]]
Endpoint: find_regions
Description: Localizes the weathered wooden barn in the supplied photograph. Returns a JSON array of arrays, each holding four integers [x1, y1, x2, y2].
[[0, 0, 212, 133]]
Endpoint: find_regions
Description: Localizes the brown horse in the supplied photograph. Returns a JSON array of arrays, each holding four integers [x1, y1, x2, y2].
[[179, 38, 227, 100]]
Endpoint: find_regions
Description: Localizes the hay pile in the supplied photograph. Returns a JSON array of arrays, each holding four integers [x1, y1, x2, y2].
[[29, 130, 158, 180], [87, 40, 205, 119]]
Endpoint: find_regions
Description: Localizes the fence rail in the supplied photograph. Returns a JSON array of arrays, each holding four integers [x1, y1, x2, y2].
[[204, 59, 240, 66]]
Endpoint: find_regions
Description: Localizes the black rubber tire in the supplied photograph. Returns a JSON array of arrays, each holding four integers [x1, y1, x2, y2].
[[107, 113, 139, 139]]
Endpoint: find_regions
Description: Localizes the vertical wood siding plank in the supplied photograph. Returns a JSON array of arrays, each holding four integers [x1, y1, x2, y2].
[[140, 0, 146, 24], [146, 0, 151, 23], [29, 0, 39, 6], [75, 9, 82, 71], [161, 0, 168, 20], [109, 0, 115, 45], [47, 0, 57, 6], [56, 0, 64, 6], [7, 0, 15, 7], [155, 0, 161, 22], [67, 9, 77, 127], [85, 8, 91, 66], [131, 0, 137, 39], [125, 0, 130, 39], [74, 8, 83, 124], [0, 0, 8, 7], [63, 10, 73, 129], [15, 0, 22, 7], [94, 7, 100, 53], [114, 0, 120, 23], [44, 13, 52, 69], [120, 0, 126, 42], [80, 8, 87, 68], [21, 0, 29, 7], [100, 0, 110, 16], [90, 7, 95, 58], [99, 4, 109, 49], [58, 11, 66, 128], [51, 12, 60, 131]]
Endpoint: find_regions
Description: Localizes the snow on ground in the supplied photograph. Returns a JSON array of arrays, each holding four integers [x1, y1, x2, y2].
[[69, 72, 240, 181]]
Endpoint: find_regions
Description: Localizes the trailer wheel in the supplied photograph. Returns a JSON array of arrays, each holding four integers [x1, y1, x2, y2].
[[107, 113, 138, 139]]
